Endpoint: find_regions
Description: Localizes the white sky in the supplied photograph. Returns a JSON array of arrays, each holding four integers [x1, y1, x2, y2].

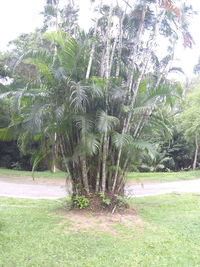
[[0, 0, 200, 79], [0, 0, 44, 49]]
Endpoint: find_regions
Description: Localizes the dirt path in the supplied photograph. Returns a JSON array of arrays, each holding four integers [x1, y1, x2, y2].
[[1, 176, 200, 199], [126, 179, 200, 197], [0, 176, 67, 199]]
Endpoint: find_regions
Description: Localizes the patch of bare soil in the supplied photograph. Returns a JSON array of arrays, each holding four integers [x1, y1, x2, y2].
[[72, 193, 129, 213], [56, 208, 144, 238]]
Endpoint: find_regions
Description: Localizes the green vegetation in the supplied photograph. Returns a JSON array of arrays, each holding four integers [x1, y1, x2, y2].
[[0, 2, 198, 265], [1, 167, 200, 182], [180, 85, 200, 170], [0, 1, 194, 202], [74, 195, 89, 209], [127, 170, 200, 182], [1, 194, 200, 266], [0, 168, 67, 179]]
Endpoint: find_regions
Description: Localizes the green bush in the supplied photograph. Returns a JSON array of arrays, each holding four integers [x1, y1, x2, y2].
[[10, 162, 22, 170], [99, 192, 111, 206], [74, 195, 89, 209], [102, 198, 111, 206]]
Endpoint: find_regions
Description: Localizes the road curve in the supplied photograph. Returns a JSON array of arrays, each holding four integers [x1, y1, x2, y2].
[[126, 179, 200, 197], [0, 181, 66, 199], [1, 178, 200, 199]]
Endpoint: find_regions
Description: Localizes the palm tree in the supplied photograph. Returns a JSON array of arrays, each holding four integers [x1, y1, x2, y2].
[[0, 0, 193, 208]]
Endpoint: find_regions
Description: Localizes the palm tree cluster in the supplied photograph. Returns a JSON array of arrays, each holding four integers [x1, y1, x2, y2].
[[0, 0, 194, 203]]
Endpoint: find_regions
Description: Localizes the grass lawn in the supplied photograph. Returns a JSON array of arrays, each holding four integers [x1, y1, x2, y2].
[[1, 167, 200, 182], [127, 170, 200, 182], [1, 194, 200, 266], [0, 168, 67, 179]]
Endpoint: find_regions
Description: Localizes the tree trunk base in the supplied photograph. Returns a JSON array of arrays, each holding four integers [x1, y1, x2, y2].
[[71, 192, 129, 213]]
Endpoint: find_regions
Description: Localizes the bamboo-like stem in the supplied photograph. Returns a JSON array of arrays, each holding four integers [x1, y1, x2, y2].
[[112, 5, 147, 192], [112, 120, 126, 192], [193, 132, 199, 170], [112, 148, 122, 192], [52, 132, 59, 173], [124, 57, 150, 134], [117, 157, 129, 194], [59, 136, 73, 194], [95, 136, 103, 192], [105, 5, 113, 79], [109, 36, 118, 77], [124, 3, 166, 136], [101, 5, 113, 193], [101, 132, 108, 193], [95, 160, 101, 192], [85, 12, 99, 79], [116, 10, 126, 77], [80, 155, 90, 194]]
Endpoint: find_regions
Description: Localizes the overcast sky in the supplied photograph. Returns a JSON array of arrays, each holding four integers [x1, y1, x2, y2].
[[0, 0, 44, 50], [0, 0, 200, 79]]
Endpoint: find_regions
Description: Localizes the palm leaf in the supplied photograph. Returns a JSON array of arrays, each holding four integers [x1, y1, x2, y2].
[[85, 133, 100, 155], [0, 127, 15, 141], [112, 133, 132, 148], [97, 111, 119, 133], [70, 83, 88, 112]]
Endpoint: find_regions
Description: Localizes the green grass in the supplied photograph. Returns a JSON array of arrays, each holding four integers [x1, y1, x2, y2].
[[1, 167, 200, 182], [127, 170, 200, 182], [1, 194, 200, 266], [0, 167, 67, 179]]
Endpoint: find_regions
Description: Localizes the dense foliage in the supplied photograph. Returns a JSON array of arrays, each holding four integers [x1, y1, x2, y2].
[[0, 0, 198, 202]]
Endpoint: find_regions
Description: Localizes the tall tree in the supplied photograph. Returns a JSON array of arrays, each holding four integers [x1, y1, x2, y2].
[[0, 0, 193, 209]]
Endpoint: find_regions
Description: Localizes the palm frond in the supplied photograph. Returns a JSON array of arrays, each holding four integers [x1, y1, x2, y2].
[[97, 111, 119, 133], [0, 127, 15, 141], [44, 31, 78, 71], [112, 132, 132, 148], [85, 133, 100, 155], [74, 115, 93, 134], [127, 140, 156, 156], [24, 58, 55, 85], [70, 83, 88, 112]]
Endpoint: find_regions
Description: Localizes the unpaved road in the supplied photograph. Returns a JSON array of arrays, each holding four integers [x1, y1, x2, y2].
[[126, 179, 200, 197], [1, 176, 200, 199], [0, 176, 67, 199]]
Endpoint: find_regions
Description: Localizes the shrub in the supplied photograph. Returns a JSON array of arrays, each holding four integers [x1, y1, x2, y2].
[[74, 195, 89, 209]]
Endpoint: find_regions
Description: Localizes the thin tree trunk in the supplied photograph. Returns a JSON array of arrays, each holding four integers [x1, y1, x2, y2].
[[117, 157, 130, 194], [126, 5, 147, 91], [109, 35, 118, 77], [60, 142, 72, 194], [193, 133, 199, 170], [80, 156, 90, 194], [124, 57, 150, 134], [101, 5, 113, 193], [110, 8, 125, 193], [52, 132, 59, 172], [112, 120, 126, 193], [95, 161, 101, 192], [105, 4, 113, 79], [101, 132, 108, 193], [96, 136, 103, 192], [123, 4, 165, 135], [112, 148, 122, 192], [85, 17, 99, 79], [116, 10, 126, 77], [80, 122, 89, 194]]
